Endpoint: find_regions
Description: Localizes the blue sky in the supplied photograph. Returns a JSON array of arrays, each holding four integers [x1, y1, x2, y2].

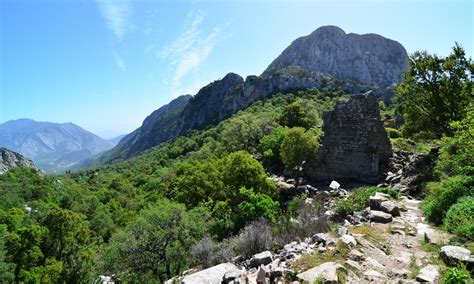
[[1, 0, 472, 138]]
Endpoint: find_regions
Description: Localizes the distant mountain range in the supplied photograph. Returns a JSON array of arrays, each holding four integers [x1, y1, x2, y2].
[[90, 25, 408, 164], [0, 118, 123, 172]]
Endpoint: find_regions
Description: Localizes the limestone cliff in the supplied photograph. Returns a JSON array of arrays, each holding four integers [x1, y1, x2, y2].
[[263, 25, 408, 86]]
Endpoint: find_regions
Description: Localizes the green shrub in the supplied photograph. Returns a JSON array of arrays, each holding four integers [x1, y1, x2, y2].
[[333, 187, 399, 216], [280, 127, 319, 178], [386, 127, 401, 138], [259, 127, 287, 169], [442, 265, 472, 284], [390, 138, 435, 154], [435, 111, 474, 177], [444, 197, 474, 240], [423, 175, 474, 225]]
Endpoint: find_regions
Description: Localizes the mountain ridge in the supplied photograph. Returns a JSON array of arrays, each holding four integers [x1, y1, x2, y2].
[[0, 118, 115, 172], [92, 25, 409, 165]]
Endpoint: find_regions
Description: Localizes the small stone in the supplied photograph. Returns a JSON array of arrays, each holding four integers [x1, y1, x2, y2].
[[392, 268, 410, 278], [345, 259, 362, 271], [270, 267, 284, 278], [306, 185, 318, 193], [424, 229, 448, 245], [391, 229, 405, 236], [341, 234, 357, 248], [256, 265, 269, 283], [232, 255, 244, 263], [368, 192, 390, 210], [223, 270, 242, 283], [310, 233, 328, 244], [416, 265, 439, 283], [380, 201, 400, 216], [363, 269, 384, 281], [348, 249, 364, 261], [337, 226, 348, 236], [297, 262, 344, 284], [250, 251, 273, 268], [369, 210, 393, 223], [329, 180, 340, 190], [366, 257, 385, 270], [318, 247, 327, 253]]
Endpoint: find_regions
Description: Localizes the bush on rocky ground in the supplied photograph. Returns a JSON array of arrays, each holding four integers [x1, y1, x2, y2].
[[333, 186, 398, 216], [230, 218, 275, 259], [191, 235, 233, 268], [441, 264, 472, 284], [444, 197, 474, 240], [423, 175, 474, 225], [276, 198, 329, 245]]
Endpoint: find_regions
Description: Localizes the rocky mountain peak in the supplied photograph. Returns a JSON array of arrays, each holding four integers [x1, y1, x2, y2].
[[263, 25, 408, 86]]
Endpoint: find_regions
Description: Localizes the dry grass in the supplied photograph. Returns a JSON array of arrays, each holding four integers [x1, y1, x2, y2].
[[348, 225, 385, 245], [290, 240, 350, 272]]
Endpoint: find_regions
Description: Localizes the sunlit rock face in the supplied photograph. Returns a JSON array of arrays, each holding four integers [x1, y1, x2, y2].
[[263, 25, 408, 86], [0, 147, 37, 175]]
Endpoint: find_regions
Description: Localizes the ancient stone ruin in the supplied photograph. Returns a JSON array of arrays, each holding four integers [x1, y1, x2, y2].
[[309, 91, 392, 182]]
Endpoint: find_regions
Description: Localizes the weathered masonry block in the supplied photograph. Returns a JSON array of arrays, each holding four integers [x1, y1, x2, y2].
[[309, 91, 392, 182]]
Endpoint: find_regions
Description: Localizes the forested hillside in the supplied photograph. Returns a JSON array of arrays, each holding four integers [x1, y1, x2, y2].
[[0, 42, 472, 283], [0, 88, 345, 282]]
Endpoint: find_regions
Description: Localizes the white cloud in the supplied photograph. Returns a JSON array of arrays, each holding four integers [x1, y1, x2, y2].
[[114, 52, 126, 72], [160, 11, 222, 98], [96, 0, 132, 40]]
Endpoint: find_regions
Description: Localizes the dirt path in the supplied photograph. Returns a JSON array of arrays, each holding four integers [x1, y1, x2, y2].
[[345, 196, 447, 283]]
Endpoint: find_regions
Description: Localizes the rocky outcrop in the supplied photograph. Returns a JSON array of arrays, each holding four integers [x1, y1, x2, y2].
[[0, 147, 37, 174], [384, 148, 439, 195], [263, 25, 408, 87], [308, 91, 392, 183]]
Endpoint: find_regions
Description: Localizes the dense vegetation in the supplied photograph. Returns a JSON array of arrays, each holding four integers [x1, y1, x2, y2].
[[0, 89, 343, 282], [0, 44, 472, 282], [391, 45, 473, 242]]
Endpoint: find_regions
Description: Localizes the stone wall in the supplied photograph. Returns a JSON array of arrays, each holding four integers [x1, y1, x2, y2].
[[308, 91, 392, 182]]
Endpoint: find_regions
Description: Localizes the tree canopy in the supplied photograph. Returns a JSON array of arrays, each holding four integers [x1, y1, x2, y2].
[[395, 43, 473, 138]]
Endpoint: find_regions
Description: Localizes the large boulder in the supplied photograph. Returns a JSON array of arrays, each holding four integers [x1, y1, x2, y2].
[[368, 192, 390, 210], [380, 201, 400, 217], [297, 262, 345, 283], [369, 210, 393, 223], [440, 245, 474, 269], [249, 251, 273, 268], [181, 263, 242, 284]]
